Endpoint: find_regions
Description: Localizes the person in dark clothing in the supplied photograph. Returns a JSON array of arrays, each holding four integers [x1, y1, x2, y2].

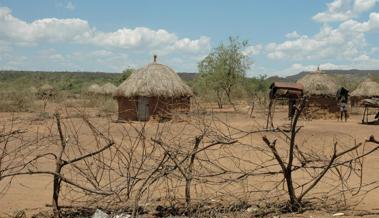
[[339, 97, 348, 122], [288, 97, 296, 120], [336, 88, 349, 122]]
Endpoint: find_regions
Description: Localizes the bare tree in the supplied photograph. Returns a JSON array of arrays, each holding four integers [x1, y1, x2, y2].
[[0, 112, 115, 218], [2, 101, 379, 218], [260, 97, 379, 211]]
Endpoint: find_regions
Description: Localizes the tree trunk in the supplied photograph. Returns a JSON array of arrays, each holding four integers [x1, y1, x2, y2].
[[52, 164, 63, 218], [225, 90, 237, 111], [53, 113, 66, 218], [284, 170, 300, 210], [185, 178, 192, 217], [216, 90, 223, 109]]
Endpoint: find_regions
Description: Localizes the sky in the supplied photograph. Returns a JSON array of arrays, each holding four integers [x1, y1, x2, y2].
[[0, 0, 378, 76]]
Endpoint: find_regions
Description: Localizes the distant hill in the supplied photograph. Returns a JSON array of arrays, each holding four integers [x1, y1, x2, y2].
[[0, 70, 198, 93], [267, 70, 379, 83], [177, 72, 198, 81]]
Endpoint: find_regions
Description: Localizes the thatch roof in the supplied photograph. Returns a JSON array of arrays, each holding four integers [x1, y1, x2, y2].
[[101, 83, 117, 95], [40, 84, 54, 91], [87, 84, 101, 94], [361, 98, 379, 108], [29, 86, 38, 94], [297, 71, 338, 96], [351, 78, 379, 97], [38, 84, 55, 96], [114, 60, 193, 98]]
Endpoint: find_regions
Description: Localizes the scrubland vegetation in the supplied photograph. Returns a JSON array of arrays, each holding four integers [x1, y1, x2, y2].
[[1, 39, 379, 218]]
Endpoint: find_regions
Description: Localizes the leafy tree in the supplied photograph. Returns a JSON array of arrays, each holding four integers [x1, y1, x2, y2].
[[197, 37, 251, 110], [243, 75, 270, 104], [118, 68, 135, 84]]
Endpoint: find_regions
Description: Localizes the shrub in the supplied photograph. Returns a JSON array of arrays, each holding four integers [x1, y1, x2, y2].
[[0, 90, 36, 112]]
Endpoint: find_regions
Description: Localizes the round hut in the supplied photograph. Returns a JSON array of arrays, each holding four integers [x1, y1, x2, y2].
[[350, 78, 379, 106], [87, 83, 101, 94], [101, 83, 117, 95], [113, 55, 193, 121], [38, 84, 55, 98], [297, 68, 339, 115], [29, 86, 38, 95]]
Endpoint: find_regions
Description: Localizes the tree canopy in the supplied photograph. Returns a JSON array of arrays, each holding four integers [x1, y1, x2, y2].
[[197, 37, 251, 109]]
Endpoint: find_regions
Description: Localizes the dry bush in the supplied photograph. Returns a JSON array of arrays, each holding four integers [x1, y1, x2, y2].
[[0, 90, 36, 112], [1, 100, 379, 218]]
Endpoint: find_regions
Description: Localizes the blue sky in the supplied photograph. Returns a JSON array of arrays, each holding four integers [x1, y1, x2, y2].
[[0, 0, 378, 76]]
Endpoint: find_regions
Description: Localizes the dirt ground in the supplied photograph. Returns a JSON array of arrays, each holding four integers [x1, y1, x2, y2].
[[0, 103, 379, 217]]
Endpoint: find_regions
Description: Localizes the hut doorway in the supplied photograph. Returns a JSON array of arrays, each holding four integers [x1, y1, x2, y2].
[[137, 97, 149, 121]]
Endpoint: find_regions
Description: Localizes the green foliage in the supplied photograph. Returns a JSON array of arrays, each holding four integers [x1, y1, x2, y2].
[[243, 75, 270, 98], [0, 71, 120, 94], [196, 37, 251, 108], [0, 90, 36, 112], [333, 74, 360, 91], [118, 68, 135, 84]]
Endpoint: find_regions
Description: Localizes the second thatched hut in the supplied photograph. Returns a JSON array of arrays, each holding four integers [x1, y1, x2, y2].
[[101, 83, 117, 95], [87, 83, 101, 95], [113, 56, 193, 121], [350, 78, 379, 106], [38, 84, 55, 98], [297, 69, 339, 115]]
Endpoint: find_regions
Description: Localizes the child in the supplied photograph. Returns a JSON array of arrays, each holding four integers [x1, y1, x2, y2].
[[340, 100, 348, 122]]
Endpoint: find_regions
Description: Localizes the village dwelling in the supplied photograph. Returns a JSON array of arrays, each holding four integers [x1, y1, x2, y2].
[[266, 82, 304, 129], [38, 84, 55, 98], [100, 83, 117, 95], [297, 68, 339, 115], [87, 83, 101, 95], [113, 56, 193, 121], [350, 78, 379, 107]]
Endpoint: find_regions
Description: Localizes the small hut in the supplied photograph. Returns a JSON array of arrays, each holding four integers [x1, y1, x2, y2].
[[350, 78, 379, 106], [87, 84, 101, 94], [266, 82, 304, 129], [360, 98, 379, 124], [297, 68, 339, 115], [38, 84, 55, 98], [101, 83, 117, 95], [113, 55, 193, 121], [29, 86, 38, 95]]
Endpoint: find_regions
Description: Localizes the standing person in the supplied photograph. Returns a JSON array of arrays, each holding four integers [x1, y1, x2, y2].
[[339, 97, 348, 122], [288, 97, 296, 120]]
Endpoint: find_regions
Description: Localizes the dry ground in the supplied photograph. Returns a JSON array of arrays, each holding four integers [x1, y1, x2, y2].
[[0, 103, 379, 217]]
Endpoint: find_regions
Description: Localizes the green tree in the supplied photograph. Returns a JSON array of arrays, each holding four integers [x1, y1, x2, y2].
[[243, 75, 270, 104], [118, 68, 135, 84], [197, 37, 251, 110]]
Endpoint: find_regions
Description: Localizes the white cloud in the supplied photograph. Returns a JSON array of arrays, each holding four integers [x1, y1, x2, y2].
[[354, 0, 377, 12], [242, 44, 262, 56], [285, 31, 301, 39], [173, 36, 211, 53], [0, 7, 91, 43], [65, 2, 75, 11], [339, 12, 379, 32], [313, 0, 377, 22], [264, 11, 379, 62], [90, 50, 113, 57], [0, 7, 211, 54]]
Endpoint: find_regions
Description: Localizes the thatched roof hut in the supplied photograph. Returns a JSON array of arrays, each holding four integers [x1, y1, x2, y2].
[[40, 84, 54, 92], [114, 55, 193, 121], [297, 71, 338, 96], [101, 83, 117, 95], [297, 69, 339, 116], [351, 78, 379, 97], [114, 64, 193, 98], [29, 86, 38, 94], [38, 84, 55, 97], [87, 84, 101, 94]]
